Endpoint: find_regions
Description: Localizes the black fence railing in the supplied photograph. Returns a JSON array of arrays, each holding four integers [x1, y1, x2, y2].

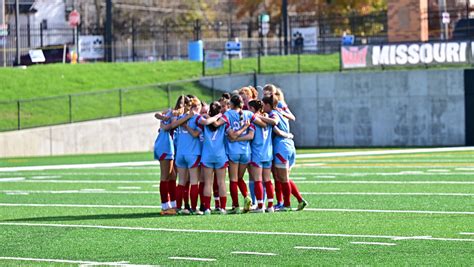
[[0, 77, 230, 132]]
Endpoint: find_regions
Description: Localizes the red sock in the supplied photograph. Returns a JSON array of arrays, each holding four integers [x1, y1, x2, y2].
[[159, 181, 169, 204], [265, 181, 274, 208], [230, 181, 239, 207], [282, 182, 291, 207], [289, 180, 303, 202], [199, 182, 205, 200], [213, 178, 220, 208], [168, 180, 176, 202], [202, 196, 211, 210], [176, 185, 184, 209], [220, 196, 227, 210], [190, 184, 199, 210], [237, 178, 248, 197], [275, 180, 283, 204], [254, 181, 264, 209], [183, 182, 190, 207]]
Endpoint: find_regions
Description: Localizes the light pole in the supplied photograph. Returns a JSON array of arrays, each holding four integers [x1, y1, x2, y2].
[[438, 0, 448, 40], [15, 0, 20, 65], [1, 0, 5, 66], [282, 0, 288, 55]]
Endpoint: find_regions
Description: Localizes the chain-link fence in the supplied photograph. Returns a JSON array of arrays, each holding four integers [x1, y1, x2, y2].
[[0, 77, 226, 132]]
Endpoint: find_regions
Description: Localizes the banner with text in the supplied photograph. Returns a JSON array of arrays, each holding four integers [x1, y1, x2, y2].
[[341, 41, 474, 69]]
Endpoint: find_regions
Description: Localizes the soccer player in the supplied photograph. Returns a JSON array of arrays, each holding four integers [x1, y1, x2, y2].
[[198, 101, 229, 215], [245, 100, 275, 213], [260, 96, 308, 211], [174, 98, 203, 215], [154, 95, 195, 215]]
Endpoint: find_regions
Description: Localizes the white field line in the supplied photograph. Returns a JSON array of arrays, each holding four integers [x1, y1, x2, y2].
[[1, 222, 473, 243], [427, 170, 450, 172], [2, 203, 473, 216], [456, 168, 474, 171], [350, 242, 397, 246], [31, 176, 62, 179], [3, 179, 473, 185], [2, 190, 473, 197], [0, 177, 25, 182], [304, 208, 474, 215], [301, 192, 474, 196], [392, 236, 433, 240], [117, 187, 142, 190], [168, 257, 216, 262], [0, 147, 472, 173], [460, 232, 474, 235], [231, 251, 276, 256], [294, 246, 340, 251], [0, 257, 138, 266], [5, 193, 29, 195]]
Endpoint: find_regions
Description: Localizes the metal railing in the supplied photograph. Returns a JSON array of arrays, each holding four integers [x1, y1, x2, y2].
[[0, 77, 230, 132]]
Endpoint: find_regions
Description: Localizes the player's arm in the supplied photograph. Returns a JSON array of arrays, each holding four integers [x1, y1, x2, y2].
[[258, 114, 279, 126], [234, 128, 255, 142], [161, 112, 195, 131], [228, 120, 250, 140], [277, 107, 296, 121], [183, 123, 201, 138], [273, 127, 293, 139], [199, 113, 222, 125]]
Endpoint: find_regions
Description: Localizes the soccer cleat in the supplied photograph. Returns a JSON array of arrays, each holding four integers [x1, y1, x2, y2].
[[211, 208, 221, 215], [219, 208, 227, 215], [274, 203, 284, 210], [265, 207, 274, 213], [276, 206, 292, 212], [178, 209, 191, 215], [190, 209, 203, 215], [204, 209, 212, 215], [250, 208, 265, 214], [297, 199, 308, 211], [227, 207, 241, 214], [243, 196, 252, 212], [163, 208, 177, 215]]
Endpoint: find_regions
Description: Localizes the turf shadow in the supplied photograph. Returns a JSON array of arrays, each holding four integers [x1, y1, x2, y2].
[[2, 212, 172, 222]]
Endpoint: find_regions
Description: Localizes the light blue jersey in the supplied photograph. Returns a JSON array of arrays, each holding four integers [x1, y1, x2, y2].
[[270, 110, 296, 168], [223, 109, 255, 155], [199, 116, 229, 165], [251, 122, 273, 163], [176, 114, 202, 156], [154, 110, 174, 160]]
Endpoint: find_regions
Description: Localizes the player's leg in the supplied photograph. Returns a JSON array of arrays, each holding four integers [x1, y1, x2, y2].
[[262, 165, 275, 212], [176, 167, 189, 213], [202, 166, 214, 215], [249, 162, 264, 213], [237, 155, 252, 212], [215, 165, 227, 214], [228, 157, 240, 213], [159, 158, 172, 214], [189, 156, 202, 215], [272, 165, 283, 209]]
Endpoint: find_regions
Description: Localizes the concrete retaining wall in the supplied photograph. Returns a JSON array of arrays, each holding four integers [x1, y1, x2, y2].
[[202, 70, 466, 147], [0, 69, 466, 158], [0, 112, 160, 158]]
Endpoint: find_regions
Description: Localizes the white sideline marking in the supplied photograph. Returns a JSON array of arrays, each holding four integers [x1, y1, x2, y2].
[[301, 192, 474, 197], [0, 177, 25, 182], [427, 169, 450, 172], [350, 242, 396, 246], [392, 236, 432, 240], [290, 177, 306, 180], [3, 179, 472, 185], [2, 190, 473, 197], [1, 203, 473, 215], [294, 246, 340, 251], [169, 257, 216, 262], [231, 252, 276, 256], [460, 232, 474, 235], [0, 257, 135, 266], [31, 176, 61, 179], [315, 176, 336, 179], [81, 189, 106, 192], [296, 147, 474, 159], [1, 222, 473, 243], [117, 186, 142, 190], [456, 168, 474, 171], [0, 147, 472, 173], [5, 193, 29, 195], [297, 181, 474, 184], [304, 208, 474, 215]]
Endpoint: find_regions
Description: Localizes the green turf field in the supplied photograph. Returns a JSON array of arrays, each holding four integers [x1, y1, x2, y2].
[[0, 148, 473, 265]]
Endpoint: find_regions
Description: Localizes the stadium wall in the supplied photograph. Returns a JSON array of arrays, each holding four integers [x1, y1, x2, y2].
[[200, 69, 466, 147], [0, 112, 159, 158]]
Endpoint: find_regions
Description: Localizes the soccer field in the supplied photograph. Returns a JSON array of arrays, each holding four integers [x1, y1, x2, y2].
[[0, 148, 473, 266]]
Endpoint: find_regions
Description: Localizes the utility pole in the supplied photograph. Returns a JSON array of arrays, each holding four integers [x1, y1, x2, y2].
[[105, 0, 112, 62], [438, 0, 448, 40], [15, 0, 20, 65], [1, 0, 5, 66], [282, 0, 288, 55]]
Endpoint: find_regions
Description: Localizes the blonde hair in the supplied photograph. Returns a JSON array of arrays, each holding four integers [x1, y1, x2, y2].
[[275, 88, 285, 103], [263, 84, 278, 95]]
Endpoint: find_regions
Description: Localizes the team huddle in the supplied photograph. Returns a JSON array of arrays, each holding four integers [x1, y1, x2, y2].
[[154, 84, 308, 215]]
